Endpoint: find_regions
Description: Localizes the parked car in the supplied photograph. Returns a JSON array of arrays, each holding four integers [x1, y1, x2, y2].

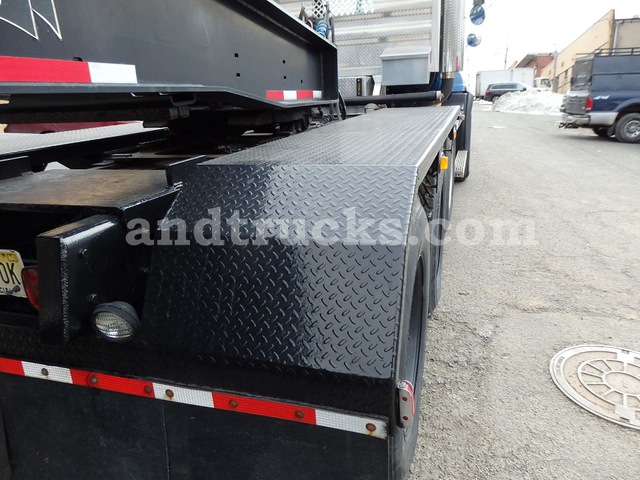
[[559, 49, 640, 143], [484, 82, 528, 102]]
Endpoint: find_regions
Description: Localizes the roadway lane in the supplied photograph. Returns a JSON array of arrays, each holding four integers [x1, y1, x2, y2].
[[411, 108, 640, 479]]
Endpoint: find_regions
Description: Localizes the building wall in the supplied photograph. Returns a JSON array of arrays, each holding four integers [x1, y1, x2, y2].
[[519, 55, 555, 76], [540, 10, 615, 93], [533, 55, 555, 76], [615, 18, 640, 49]]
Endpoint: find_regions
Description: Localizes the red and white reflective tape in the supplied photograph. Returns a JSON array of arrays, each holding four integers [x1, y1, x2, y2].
[[0, 55, 138, 84], [0, 357, 387, 439], [266, 90, 323, 101]]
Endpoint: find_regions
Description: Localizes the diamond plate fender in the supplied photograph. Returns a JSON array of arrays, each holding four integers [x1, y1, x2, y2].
[[141, 107, 459, 412]]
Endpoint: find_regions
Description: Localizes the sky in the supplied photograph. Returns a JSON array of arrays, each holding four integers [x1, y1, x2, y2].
[[463, 0, 640, 82]]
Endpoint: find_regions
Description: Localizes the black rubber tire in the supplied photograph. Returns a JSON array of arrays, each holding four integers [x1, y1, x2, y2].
[[614, 113, 640, 144], [592, 127, 610, 138], [338, 93, 347, 120], [490, 95, 498, 104], [428, 180, 445, 316], [389, 196, 431, 480]]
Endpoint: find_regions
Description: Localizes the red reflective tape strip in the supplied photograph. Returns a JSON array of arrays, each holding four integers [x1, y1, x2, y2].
[[0, 356, 386, 438], [266, 90, 285, 101], [0, 358, 24, 376], [0, 55, 91, 83], [70, 369, 155, 398], [213, 392, 317, 425], [296, 90, 314, 99], [266, 90, 322, 101]]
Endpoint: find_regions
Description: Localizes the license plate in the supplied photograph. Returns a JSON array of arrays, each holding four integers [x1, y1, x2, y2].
[[0, 250, 27, 298]]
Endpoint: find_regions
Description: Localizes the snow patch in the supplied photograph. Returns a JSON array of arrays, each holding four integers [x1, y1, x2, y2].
[[492, 90, 563, 116]]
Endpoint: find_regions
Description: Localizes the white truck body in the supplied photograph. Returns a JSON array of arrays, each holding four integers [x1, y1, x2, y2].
[[475, 68, 535, 97]]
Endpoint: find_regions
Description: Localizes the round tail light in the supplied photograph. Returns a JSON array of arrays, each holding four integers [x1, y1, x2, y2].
[[91, 301, 140, 343]]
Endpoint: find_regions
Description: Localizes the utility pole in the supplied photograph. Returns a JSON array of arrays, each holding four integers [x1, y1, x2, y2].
[[504, 31, 510, 69], [552, 45, 559, 93]]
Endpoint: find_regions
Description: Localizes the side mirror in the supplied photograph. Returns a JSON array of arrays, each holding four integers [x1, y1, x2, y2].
[[467, 34, 481, 47], [470, 5, 485, 25]]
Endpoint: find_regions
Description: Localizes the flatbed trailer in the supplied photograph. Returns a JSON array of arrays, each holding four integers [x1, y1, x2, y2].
[[0, 1, 471, 478]]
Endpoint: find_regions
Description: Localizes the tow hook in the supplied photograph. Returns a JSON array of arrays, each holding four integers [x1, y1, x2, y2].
[[397, 380, 415, 428]]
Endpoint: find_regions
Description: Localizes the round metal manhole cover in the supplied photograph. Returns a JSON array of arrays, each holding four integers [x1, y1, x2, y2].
[[550, 345, 640, 430]]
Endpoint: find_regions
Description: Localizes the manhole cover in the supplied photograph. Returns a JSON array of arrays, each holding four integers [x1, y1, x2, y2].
[[550, 345, 640, 430]]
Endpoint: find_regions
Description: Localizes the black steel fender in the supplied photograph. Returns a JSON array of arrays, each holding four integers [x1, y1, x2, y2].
[[141, 107, 460, 417]]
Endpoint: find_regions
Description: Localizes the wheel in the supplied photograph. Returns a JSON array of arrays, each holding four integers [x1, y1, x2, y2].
[[592, 127, 610, 138], [614, 113, 640, 143], [429, 178, 445, 315], [338, 92, 347, 120], [389, 191, 431, 479], [413, 165, 446, 317], [490, 95, 498, 104]]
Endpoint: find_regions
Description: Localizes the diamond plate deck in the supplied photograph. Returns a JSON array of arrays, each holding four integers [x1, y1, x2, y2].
[[0, 124, 166, 159], [143, 107, 459, 384]]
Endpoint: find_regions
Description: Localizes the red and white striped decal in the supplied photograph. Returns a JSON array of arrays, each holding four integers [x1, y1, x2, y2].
[[0, 357, 386, 439], [266, 90, 323, 101], [0, 55, 138, 84]]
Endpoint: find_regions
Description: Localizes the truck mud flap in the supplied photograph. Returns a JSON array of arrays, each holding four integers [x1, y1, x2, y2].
[[0, 400, 10, 480], [0, 374, 386, 480]]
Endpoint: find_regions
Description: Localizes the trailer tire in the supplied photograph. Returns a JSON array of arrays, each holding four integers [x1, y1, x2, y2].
[[428, 173, 445, 316], [389, 196, 431, 480], [614, 113, 640, 144]]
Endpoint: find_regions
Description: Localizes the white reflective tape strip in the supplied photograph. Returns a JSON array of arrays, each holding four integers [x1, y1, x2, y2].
[[152, 383, 215, 408], [0, 356, 387, 439], [21, 362, 73, 384], [283, 90, 297, 101], [315, 410, 387, 439], [88, 62, 138, 84], [313, 90, 322, 99]]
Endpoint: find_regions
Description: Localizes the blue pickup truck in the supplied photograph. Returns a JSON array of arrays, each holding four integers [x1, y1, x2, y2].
[[559, 49, 640, 143]]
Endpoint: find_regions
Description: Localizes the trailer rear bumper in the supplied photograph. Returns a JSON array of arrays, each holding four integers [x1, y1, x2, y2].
[[0, 371, 388, 479]]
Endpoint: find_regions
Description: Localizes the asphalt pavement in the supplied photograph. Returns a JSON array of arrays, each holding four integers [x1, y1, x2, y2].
[[410, 108, 640, 479]]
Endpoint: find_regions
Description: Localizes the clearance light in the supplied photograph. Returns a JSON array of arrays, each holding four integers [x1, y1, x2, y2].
[[21, 267, 39, 311], [91, 302, 140, 343]]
